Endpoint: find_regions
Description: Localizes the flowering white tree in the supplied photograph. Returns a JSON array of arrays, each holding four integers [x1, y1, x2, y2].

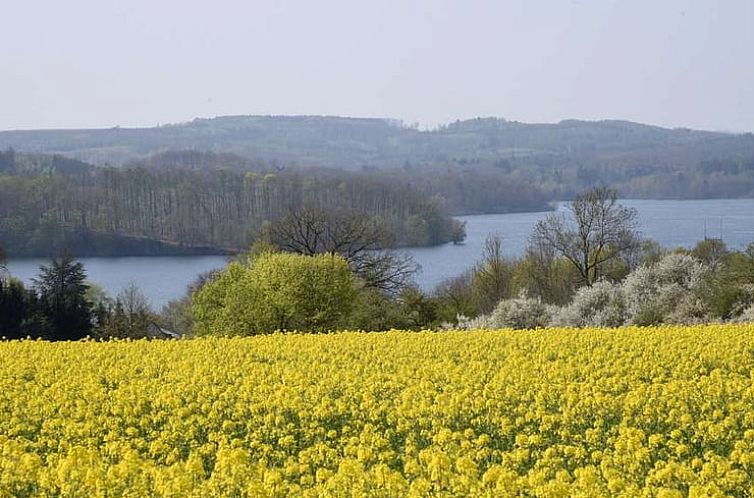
[[622, 253, 710, 325], [553, 279, 627, 327]]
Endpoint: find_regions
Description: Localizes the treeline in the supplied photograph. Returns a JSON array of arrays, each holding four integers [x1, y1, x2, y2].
[[171, 187, 754, 337], [2, 115, 754, 201], [3, 188, 754, 340], [455, 238, 754, 330], [130, 150, 552, 215], [0, 150, 464, 257], [0, 253, 168, 340], [164, 234, 754, 338]]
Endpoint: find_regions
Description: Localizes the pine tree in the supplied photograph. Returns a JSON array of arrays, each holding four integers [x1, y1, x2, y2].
[[0, 278, 36, 339], [34, 253, 92, 340]]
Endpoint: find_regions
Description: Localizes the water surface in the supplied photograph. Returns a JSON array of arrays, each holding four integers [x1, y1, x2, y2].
[[7, 199, 754, 308]]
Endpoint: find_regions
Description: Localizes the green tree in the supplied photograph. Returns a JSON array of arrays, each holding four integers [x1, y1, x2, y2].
[[0, 277, 38, 339], [434, 271, 478, 323], [691, 238, 729, 268], [34, 253, 92, 340], [701, 243, 754, 319], [449, 219, 467, 245], [267, 207, 417, 294], [472, 236, 513, 313], [396, 286, 439, 330], [192, 253, 356, 335], [510, 249, 580, 306]]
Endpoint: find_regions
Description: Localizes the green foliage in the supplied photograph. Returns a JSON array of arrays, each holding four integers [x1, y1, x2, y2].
[[632, 306, 666, 327], [396, 286, 440, 330], [347, 288, 407, 331], [691, 238, 730, 267], [510, 252, 580, 305], [449, 219, 466, 244], [0, 278, 39, 339], [471, 236, 513, 313], [701, 247, 754, 319], [192, 253, 356, 335], [403, 215, 430, 246], [34, 254, 93, 340], [635, 239, 666, 266], [3, 117, 754, 204], [347, 286, 443, 332], [434, 271, 478, 324]]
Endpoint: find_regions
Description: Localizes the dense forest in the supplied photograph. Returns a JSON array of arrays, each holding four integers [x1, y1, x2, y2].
[[2, 116, 754, 200], [0, 150, 466, 257]]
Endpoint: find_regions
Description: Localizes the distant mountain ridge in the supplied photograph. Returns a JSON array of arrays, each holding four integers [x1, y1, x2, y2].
[[0, 115, 750, 168], [2, 115, 754, 201]]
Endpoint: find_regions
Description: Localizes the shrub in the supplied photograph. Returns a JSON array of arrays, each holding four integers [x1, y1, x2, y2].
[[734, 304, 754, 323], [553, 280, 626, 327], [434, 271, 477, 324], [451, 313, 492, 330], [192, 253, 356, 335], [488, 293, 551, 329], [622, 253, 710, 325]]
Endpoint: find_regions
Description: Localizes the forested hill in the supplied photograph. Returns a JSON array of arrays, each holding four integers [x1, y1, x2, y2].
[[2, 116, 754, 199], [0, 151, 467, 257], [1, 116, 751, 168]]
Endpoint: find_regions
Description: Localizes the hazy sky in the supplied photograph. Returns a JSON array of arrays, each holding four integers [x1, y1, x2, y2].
[[2, 0, 753, 131]]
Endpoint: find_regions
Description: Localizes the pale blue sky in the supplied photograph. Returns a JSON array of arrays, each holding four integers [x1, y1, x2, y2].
[[2, 0, 752, 131]]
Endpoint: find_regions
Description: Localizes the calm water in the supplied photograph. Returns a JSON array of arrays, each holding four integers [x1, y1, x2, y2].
[[7, 199, 754, 308]]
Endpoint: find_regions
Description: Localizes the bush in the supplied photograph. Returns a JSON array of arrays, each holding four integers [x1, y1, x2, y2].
[[397, 286, 440, 329], [488, 293, 551, 329], [471, 236, 513, 313], [451, 313, 492, 330], [192, 253, 356, 335], [622, 253, 710, 325], [735, 304, 754, 323], [553, 280, 626, 327], [96, 283, 154, 339], [434, 271, 478, 324], [0, 277, 39, 339]]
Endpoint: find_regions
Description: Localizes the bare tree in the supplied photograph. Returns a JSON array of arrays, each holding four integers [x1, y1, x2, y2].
[[530, 186, 640, 286], [267, 206, 417, 293], [98, 282, 154, 339], [117, 282, 152, 320]]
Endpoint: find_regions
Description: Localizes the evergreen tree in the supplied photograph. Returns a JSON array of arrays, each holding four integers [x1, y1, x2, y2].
[[0, 278, 37, 339], [34, 253, 92, 340]]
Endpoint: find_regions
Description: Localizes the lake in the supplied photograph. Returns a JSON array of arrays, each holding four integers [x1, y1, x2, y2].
[[6, 199, 754, 309]]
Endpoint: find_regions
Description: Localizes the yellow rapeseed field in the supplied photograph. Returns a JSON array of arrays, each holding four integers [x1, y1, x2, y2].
[[2, 325, 754, 497]]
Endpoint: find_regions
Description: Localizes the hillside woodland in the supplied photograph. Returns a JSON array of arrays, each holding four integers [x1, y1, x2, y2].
[[0, 150, 465, 256], [2, 116, 754, 201]]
